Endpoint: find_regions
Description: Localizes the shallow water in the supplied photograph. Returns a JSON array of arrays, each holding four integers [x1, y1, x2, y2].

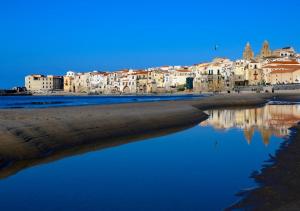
[[0, 95, 207, 109], [0, 105, 299, 210]]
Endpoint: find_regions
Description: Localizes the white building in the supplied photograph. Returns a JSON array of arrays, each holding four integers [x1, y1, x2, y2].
[[120, 73, 137, 93], [89, 71, 109, 94], [169, 68, 194, 87], [74, 72, 92, 93]]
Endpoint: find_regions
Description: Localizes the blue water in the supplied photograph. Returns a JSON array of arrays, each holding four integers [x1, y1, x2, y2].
[[0, 105, 290, 211], [0, 95, 208, 109]]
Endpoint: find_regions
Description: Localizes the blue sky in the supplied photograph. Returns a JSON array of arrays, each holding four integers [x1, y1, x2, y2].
[[1, 0, 300, 88]]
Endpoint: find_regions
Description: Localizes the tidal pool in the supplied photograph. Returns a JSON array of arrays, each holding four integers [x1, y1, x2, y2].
[[0, 104, 299, 211]]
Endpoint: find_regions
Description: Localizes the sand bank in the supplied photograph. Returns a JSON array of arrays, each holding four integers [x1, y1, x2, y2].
[[0, 93, 300, 179]]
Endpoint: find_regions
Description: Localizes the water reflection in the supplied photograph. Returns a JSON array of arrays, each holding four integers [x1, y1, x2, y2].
[[200, 104, 300, 145], [0, 122, 198, 180], [0, 105, 299, 211]]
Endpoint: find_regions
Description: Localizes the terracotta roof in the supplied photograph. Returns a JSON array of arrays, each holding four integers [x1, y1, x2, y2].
[[119, 69, 129, 72], [176, 69, 192, 72], [264, 65, 300, 69], [267, 60, 299, 65], [134, 70, 148, 75], [271, 68, 300, 74]]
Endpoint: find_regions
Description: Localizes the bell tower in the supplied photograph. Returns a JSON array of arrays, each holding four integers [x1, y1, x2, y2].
[[243, 42, 254, 60], [260, 40, 272, 58]]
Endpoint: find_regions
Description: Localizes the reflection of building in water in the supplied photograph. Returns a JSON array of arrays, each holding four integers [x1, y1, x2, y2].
[[200, 105, 300, 145]]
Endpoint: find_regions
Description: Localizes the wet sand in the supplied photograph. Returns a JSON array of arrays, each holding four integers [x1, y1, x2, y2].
[[1, 93, 300, 200], [227, 124, 300, 211]]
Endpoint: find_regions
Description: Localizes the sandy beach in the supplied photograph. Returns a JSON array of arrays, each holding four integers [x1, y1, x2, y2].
[[1, 93, 300, 200]]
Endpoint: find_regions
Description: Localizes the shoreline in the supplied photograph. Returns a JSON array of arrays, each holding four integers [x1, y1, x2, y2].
[[1, 93, 300, 208], [227, 124, 300, 210]]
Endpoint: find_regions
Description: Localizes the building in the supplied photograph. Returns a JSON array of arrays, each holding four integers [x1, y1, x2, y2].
[[150, 70, 164, 88], [246, 60, 264, 85], [270, 67, 300, 84], [135, 70, 149, 93], [243, 42, 254, 60], [63, 71, 76, 92], [120, 73, 137, 94], [171, 68, 194, 87], [260, 40, 272, 58], [25, 75, 63, 92], [233, 60, 248, 85], [74, 72, 91, 93], [89, 71, 109, 94], [204, 59, 234, 92], [163, 71, 172, 91], [192, 63, 210, 92], [262, 60, 300, 84], [272, 47, 296, 58]]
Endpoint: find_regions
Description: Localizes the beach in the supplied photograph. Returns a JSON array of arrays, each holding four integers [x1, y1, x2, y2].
[[1, 93, 300, 209], [0, 94, 299, 168]]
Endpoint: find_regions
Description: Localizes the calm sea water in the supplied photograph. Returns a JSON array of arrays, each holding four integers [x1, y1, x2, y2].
[[0, 95, 208, 109], [0, 104, 299, 210]]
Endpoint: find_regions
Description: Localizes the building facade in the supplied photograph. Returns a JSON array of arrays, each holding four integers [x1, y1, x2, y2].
[[25, 75, 63, 92]]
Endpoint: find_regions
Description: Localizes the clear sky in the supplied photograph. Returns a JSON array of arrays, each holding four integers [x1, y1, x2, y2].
[[0, 0, 300, 88]]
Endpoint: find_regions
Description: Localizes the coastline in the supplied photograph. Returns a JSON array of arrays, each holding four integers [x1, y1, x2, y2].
[[227, 124, 300, 210], [1, 93, 300, 207], [0, 100, 208, 179]]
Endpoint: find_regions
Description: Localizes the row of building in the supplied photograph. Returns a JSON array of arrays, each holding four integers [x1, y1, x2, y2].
[[25, 41, 300, 94]]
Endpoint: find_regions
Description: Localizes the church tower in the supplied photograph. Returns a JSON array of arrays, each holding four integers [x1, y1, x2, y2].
[[243, 42, 254, 60], [260, 40, 272, 58]]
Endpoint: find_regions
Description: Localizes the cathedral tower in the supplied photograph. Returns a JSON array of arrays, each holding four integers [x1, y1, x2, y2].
[[260, 40, 272, 58], [243, 42, 254, 60]]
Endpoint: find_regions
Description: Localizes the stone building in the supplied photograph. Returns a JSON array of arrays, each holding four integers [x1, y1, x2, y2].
[[89, 71, 109, 94], [25, 75, 63, 92], [262, 60, 300, 84], [135, 70, 149, 93], [260, 40, 272, 58], [272, 47, 296, 58], [120, 73, 137, 94], [63, 71, 76, 92], [74, 72, 91, 93], [246, 60, 264, 85], [233, 60, 248, 86], [243, 42, 254, 61], [270, 68, 300, 84]]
